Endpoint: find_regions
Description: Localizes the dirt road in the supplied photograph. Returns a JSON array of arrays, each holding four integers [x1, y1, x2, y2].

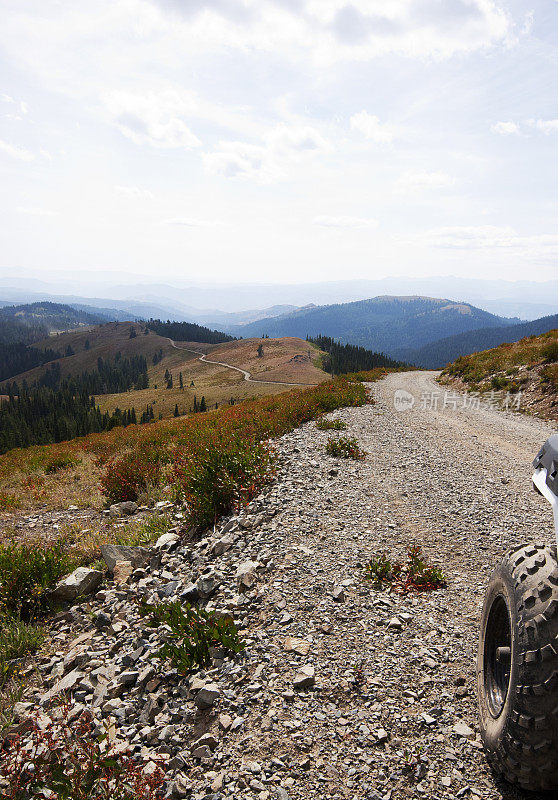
[[13, 369, 558, 800], [167, 338, 319, 387], [221, 368, 558, 800]]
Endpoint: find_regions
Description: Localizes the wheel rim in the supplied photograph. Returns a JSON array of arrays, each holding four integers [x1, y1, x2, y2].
[[484, 594, 512, 718]]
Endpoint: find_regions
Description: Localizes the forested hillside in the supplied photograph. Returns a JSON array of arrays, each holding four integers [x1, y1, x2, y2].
[[230, 296, 514, 356], [147, 319, 234, 344], [403, 313, 558, 368], [308, 335, 406, 373]]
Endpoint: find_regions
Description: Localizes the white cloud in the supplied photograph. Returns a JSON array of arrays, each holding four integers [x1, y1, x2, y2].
[[492, 120, 520, 135], [423, 225, 558, 250], [313, 215, 379, 229], [534, 119, 558, 135], [350, 111, 395, 143], [397, 169, 455, 192], [115, 185, 155, 200], [105, 90, 201, 150], [0, 139, 34, 161], [16, 206, 58, 216], [268, 124, 330, 154], [163, 217, 219, 227], [204, 123, 331, 181]]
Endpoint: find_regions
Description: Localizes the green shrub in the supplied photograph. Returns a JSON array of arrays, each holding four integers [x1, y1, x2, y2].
[[0, 492, 21, 510], [113, 513, 173, 547], [100, 449, 166, 503], [364, 553, 401, 587], [0, 616, 43, 687], [541, 340, 558, 363], [325, 435, 366, 460], [365, 546, 446, 593], [172, 434, 276, 527], [0, 540, 79, 621], [44, 454, 81, 474], [316, 418, 347, 430], [0, 709, 166, 799], [139, 600, 244, 673]]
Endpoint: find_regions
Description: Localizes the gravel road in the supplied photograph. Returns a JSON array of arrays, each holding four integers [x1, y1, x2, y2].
[[221, 369, 558, 800], [13, 370, 558, 800]]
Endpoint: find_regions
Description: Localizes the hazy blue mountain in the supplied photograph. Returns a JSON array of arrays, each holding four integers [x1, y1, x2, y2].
[[0, 302, 109, 345], [230, 296, 516, 354], [1, 275, 557, 319], [399, 313, 558, 368]]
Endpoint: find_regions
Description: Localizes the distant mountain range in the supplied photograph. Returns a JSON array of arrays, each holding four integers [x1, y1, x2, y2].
[[227, 296, 518, 357], [0, 301, 109, 345], [1, 275, 557, 319]]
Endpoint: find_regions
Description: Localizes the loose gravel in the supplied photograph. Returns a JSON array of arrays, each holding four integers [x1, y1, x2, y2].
[[6, 370, 558, 800]]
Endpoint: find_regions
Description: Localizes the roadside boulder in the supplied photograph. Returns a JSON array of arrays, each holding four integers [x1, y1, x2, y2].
[[52, 568, 103, 602], [108, 501, 138, 517], [101, 544, 149, 573]]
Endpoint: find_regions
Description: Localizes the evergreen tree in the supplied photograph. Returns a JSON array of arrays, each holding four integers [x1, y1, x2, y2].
[[65, 345, 75, 357], [179, 372, 183, 389], [84, 339, 90, 350], [129, 326, 137, 339], [199, 396, 207, 412], [257, 343, 264, 358], [174, 403, 179, 417]]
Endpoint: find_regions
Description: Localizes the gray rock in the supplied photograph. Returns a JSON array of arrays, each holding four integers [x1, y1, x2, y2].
[[40, 669, 84, 704], [52, 568, 103, 602], [236, 560, 259, 590], [155, 532, 180, 550], [192, 733, 219, 751], [196, 573, 219, 599], [180, 583, 200, 603], [194, 682, 221, 709], [94, 611, 111, 628], [117, 671, 139, 686], [293, 665, 315, 690], [108, 501, 138, 517], [170, 774, 193, 798], [100, 543, 149, 573], [158, 580, 180, 598], [332, 585, 345, 602]]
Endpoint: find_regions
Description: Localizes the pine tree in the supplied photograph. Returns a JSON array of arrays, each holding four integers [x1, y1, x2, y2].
[[200, 396, 207, 412], [179, 372, 183, 389], [84, 339, 90, 350], [257, 343, 264, 357], [174, 403, 179, 417], [129, 326, 137, 339]]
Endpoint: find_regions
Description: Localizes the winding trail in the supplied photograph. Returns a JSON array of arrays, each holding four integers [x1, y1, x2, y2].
[[166, 338, 320, 387]]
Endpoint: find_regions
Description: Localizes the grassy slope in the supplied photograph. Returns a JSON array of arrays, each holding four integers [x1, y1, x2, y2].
[[94, 336, 328, 418], [3, 323, 329, 418], [0, 366, 372, 514], [440, 329, 558, 420]]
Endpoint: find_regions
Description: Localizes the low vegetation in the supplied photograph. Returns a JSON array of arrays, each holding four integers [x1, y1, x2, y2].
[[442, 330, 558, 391], [441, 329, 558, 419], [325, 435, 366, 460], [365, 546, 447, 593], [139, 600, 244, 673], [0, 709, 166, 800], [316, 417, 347, 430]]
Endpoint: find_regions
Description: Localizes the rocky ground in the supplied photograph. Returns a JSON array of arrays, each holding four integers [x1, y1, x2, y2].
[[5, 370, 558, 800]]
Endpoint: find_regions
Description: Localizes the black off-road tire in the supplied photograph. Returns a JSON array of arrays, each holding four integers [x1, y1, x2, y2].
[[478, 543, 558, 791]]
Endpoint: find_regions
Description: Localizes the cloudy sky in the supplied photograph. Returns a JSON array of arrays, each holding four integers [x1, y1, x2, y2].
[[0, 0, 557, 287]]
